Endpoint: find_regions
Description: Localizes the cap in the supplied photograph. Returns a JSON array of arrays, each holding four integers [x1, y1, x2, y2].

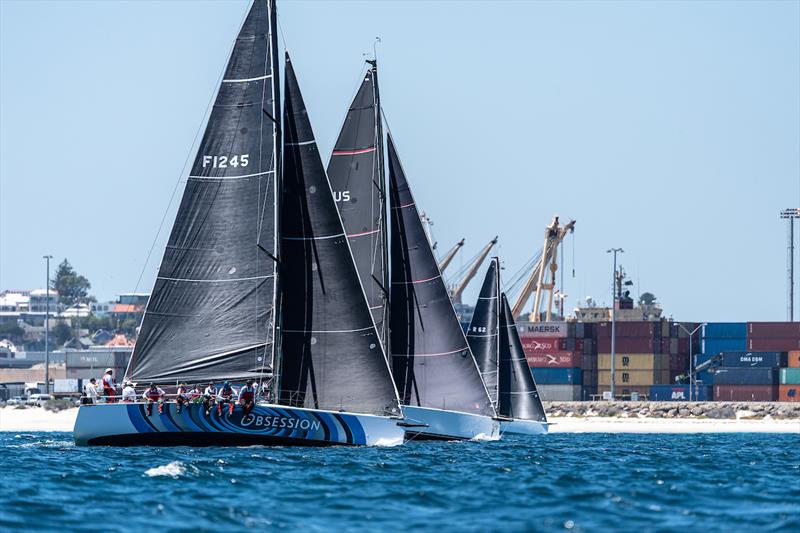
[[105, 368, 113, 373]]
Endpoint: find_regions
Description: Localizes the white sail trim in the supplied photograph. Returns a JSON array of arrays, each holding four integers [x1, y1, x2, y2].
[[222, 74, 272, 83], [158, 275, 274, 283], [286, 140, 316, 146], [282, 325, 375, 334], [282, 232, 345, 241], [188, 170, 275, 181]]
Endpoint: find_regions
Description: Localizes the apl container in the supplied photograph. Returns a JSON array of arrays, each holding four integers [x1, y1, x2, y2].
[[778, 385, 800, 402], [714, 385, 777, 402], [525, 351, 581, 368], [779, 368, 800, 385], [713, 368, 778, 385], [703, 322, 747, 339], [530, 367, 582, 385], [649, 385, 713, 401], [720, 352, 788, 368]]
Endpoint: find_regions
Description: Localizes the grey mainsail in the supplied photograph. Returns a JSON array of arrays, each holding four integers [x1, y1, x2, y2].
[[277, 56, 399, 416], [388, 135, 494, 417], [466, 258, 500, 408], [129, 0, 280, 384]]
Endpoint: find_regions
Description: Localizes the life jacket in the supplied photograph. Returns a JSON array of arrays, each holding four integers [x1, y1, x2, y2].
[[240, 386, 255, 403], [220, 386, 234, 399], [145, 388, 162, 401]]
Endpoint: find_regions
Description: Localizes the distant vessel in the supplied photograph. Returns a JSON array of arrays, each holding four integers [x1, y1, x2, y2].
[[467, 258, 548, 435], [74, 0, 405, 447]]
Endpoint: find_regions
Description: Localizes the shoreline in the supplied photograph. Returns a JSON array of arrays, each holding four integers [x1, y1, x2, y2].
[[1, 406, 798, 434]]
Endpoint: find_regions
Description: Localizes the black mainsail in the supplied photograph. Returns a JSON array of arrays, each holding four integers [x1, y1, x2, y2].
[[277, 56, 399, 416], [466, 258, 500, 408], [326, 64, 388, 349], [129, 0, 280, 384], [498, 293, 547, 422], [388, 136, 494, 416]]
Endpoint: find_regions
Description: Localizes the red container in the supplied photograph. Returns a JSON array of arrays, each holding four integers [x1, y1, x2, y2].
[[597, 321, 655, 338], [778, 385, 800, 402], [713, 385, 777, 402], [789, 351, 800, 368], [748, 338, 800, 351], [747, 322, 800, 338], [670, 353, 688, 371], [597, 337, 655, 353], [519, 337, 565, 353], [677, 338, 689, 354], [525, 351, 580, 368]]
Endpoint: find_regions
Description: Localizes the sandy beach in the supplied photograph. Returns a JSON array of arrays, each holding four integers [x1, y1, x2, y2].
[[1, 406, 798, 434]]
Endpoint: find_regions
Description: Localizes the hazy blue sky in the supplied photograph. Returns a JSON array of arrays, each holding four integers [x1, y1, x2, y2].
[[1, 0, 798, 322]]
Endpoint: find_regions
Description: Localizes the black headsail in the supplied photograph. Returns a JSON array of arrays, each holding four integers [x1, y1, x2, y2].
[[388, 136, 494, 416], [277, 56, 399, 416], [326, 64, 388, 349], [129, 0, 280, 384], [466, 258, 500, 408], [498, 293, 547, 422]]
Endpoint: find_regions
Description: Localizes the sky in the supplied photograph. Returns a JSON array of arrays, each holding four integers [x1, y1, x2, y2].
[[1, 0, 798, 322]]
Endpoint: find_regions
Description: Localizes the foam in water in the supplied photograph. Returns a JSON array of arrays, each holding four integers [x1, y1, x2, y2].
[[470, 432, 500, 442], [144, 461, 186, 478]]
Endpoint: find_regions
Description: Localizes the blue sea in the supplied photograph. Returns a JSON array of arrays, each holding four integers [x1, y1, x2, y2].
[[1, 432, 798, 532]]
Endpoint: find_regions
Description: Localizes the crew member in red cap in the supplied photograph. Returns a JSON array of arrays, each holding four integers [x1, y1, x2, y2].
[[102, 368, 117, 403]]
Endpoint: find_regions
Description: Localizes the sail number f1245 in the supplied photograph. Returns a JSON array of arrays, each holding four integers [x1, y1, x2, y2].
[[202, 154, 249, 168]]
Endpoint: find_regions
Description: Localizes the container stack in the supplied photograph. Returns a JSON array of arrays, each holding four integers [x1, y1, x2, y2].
[[696, 323, 746, 385], [780, 354, 800, 402], [520, 321, 594, 401]]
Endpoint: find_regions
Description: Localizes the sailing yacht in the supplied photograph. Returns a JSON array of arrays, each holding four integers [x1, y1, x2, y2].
[[467, 258, 548, 435], [327, 66, 499, 440], [73, 0, 406, 447]]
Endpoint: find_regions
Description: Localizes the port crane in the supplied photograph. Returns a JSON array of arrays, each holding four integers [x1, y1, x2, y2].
[[448, 237, 498, 303], [438, 238, 465, 272], [511, 216, 576, 321]]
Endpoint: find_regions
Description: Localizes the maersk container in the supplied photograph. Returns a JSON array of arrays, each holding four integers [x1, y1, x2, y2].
[[713, 368, 778, 385], [703, 322, 746, 340], [721, 352, 787, 368], [779, 368, 800, 385], [649, 385, 712, 401], [531, 367, 582, 385], [702, 338, 747, 355]]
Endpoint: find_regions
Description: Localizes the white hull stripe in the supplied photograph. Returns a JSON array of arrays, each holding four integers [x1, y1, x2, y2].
[[283, 232, 345, 241], [391, 347, 468, 358], [189, 170, 275, 180], [222, 74, 272, 83], [158, 275, 274, 283]]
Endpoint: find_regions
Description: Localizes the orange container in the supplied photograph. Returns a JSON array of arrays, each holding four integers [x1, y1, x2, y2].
[[788, 351, 800, 368], [778, 385, 800, 402]]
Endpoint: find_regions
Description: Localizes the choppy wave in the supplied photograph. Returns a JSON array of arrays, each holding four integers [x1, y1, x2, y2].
[[1, 432, 798, 532]]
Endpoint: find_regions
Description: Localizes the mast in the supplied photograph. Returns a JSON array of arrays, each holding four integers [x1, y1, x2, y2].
[[268, 0, 282, 397]]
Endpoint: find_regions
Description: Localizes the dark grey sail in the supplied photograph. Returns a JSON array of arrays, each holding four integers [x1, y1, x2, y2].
[[388, 136, 494, 416], [466, 258, 500, 408], [277, 56, 399, 416], [498, 293, 547, 422], [326, 64, 387, 347], [129, 0, 280, 384]]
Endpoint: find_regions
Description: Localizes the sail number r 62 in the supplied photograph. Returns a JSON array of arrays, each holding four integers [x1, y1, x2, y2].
[[202, 154, 249, 168]]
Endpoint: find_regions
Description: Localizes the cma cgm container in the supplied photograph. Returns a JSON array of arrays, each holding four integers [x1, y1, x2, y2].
[[778, 385, 799, 402], [650, 385, 713, 401], [702, 338, 747, 355], [713, 368, 778, 385], [779, 368, 800, 385], [525, 351, 581, 368], [714, 385, 777, 402], [703, 322, 747, 339], [537, 385, 582, 401], [720, 352, 788, 368], [531, 368, 582, 385]]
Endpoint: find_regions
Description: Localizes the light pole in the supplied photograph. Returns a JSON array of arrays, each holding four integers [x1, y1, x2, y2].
[[676, 322, 705, 401], [43, 255, 53, 394], [606, 248, 623, 400], [780, 208, 799, 321]]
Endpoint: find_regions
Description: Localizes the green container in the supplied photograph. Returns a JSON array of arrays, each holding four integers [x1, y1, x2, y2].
[[779, 368, 800, 385]]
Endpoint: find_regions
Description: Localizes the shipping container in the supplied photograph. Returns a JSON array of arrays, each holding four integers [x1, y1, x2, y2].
[[526, 351, 581, 368], [537, 385, 582, 401], [649, 385, 713, 401], [531, 367, 582, 385], [583, 339, 595, 355], [597, 337, 656, 353], [581, 386, 598, 400], [597, 321, 655, 338], [598, 385, 652, 399], [747, 338, 800, 352], [598, 369, 657, 386], [53, 379, 80, 393], [670, 353, 688, 371], [747, 322, 800, 338], [720, 352, 787, 368], [582, 369, 598, 387], [703, 338, 747, 355], [778, 385, 800, 402], [779, 368, 800, 385], [789, 351, 800, 368], [580, 354, 597, 370], [714, 385, 777, 402], [66, 351, 130, 369], [516, 321, 568, 338], [661, 320, 671, 338], [713, 368, 778, 385], [703, 322, 747, 340], [598, 353, 658, 371], [520, 337, 565, 353]]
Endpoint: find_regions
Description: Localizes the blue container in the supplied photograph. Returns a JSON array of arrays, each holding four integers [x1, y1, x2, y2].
[[713, 367, 778, 385], [703, 338, 746, 355], [702, 322, 746, 339], [649, 385, 713, 401], [531, 368, 583, 385], [720, 352, 787, 368], [693, 354, 717, 384]]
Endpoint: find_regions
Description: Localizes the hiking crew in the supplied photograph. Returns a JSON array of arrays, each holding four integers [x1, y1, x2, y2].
[[144, 383, 166, 416], [216, 381, 235, 416], [175, 383, 190, 413], [238, 379, 257, 417], [202, 382, 217, 416]]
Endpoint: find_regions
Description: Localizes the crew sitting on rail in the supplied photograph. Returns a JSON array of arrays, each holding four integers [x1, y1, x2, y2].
[[188, 384, 203, 403], [144, 383, 166, 416], [202, 382, 217, 416], [175, 383, 190, 413], [216, 381, 236, 416], [238, 379, 257, 417], [121, 381, 137, 403], [102, 368, 117, 403]]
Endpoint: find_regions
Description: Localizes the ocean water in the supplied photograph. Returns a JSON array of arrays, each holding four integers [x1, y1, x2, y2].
[[1, 432, 798, 532]]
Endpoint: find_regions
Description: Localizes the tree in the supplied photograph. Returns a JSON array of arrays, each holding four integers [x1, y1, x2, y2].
[[51, 259, 94, 306], [0, 322, 24, 343], [52, 322, 73, 346], [639, 292, 657, 306]]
